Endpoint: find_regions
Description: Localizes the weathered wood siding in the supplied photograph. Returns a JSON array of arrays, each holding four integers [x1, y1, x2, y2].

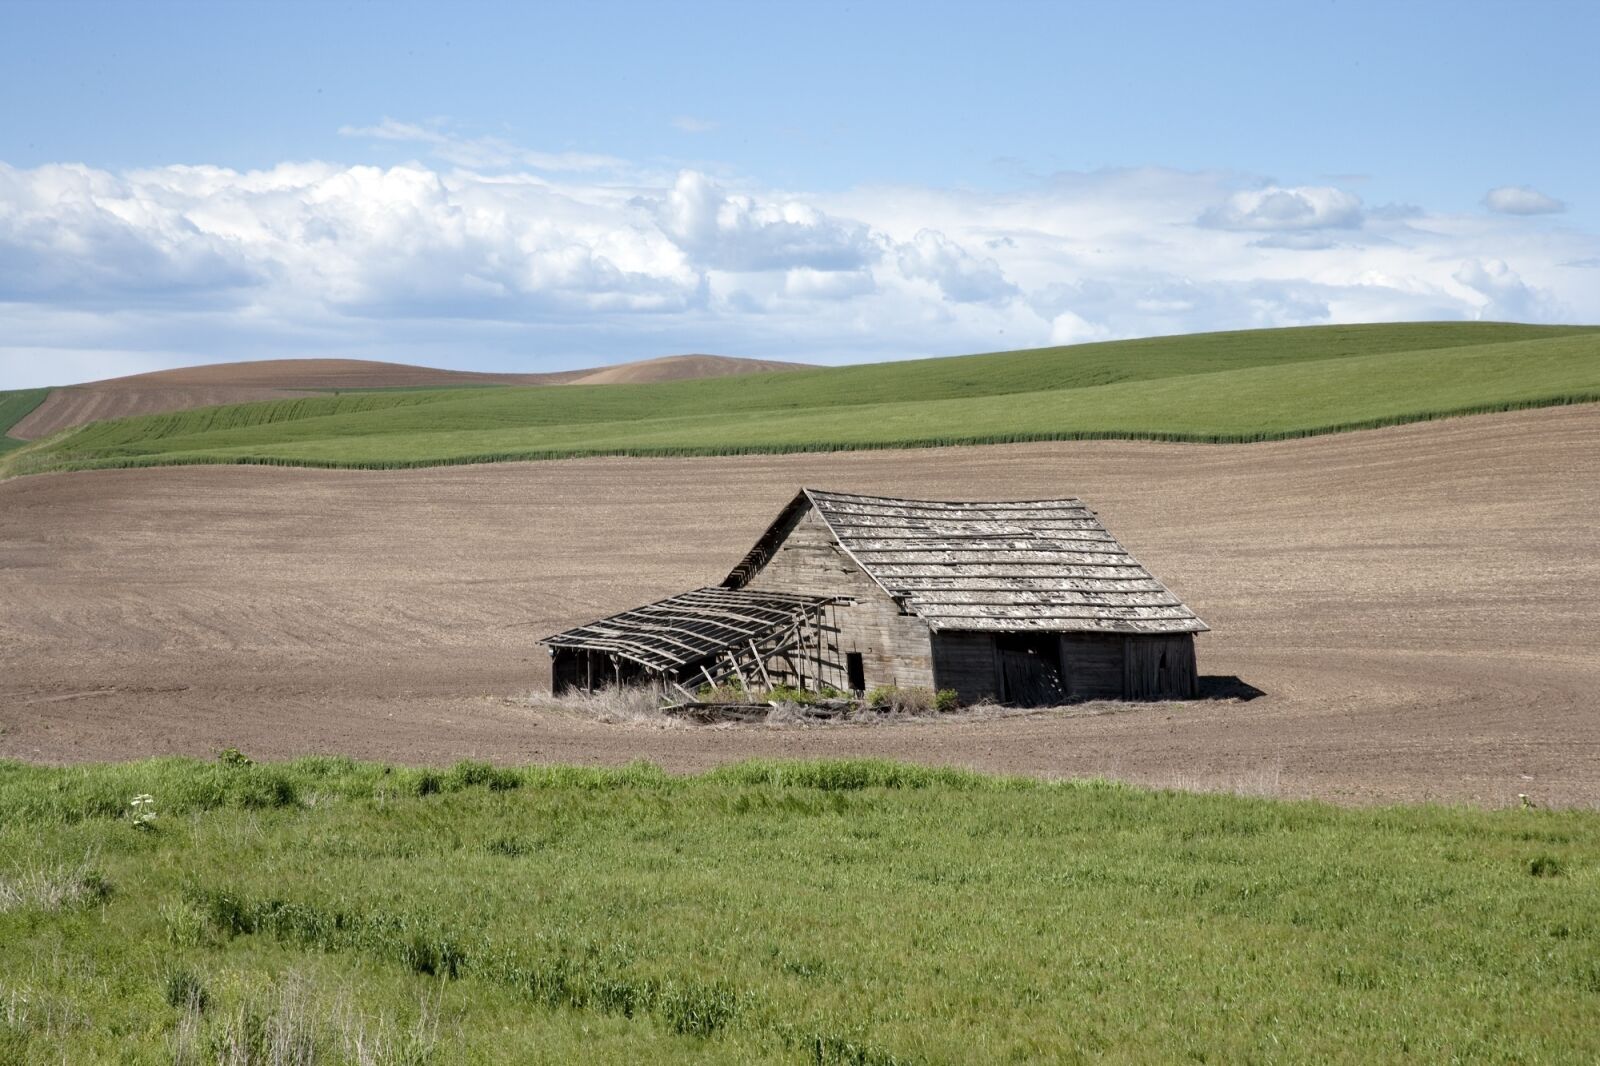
[[1125, 633, 1197, 700], [930, 631, 998, 704], [1061, 634, 1128, 700], [745, 505, 935, 690], [1060, 633, 1198, 700]]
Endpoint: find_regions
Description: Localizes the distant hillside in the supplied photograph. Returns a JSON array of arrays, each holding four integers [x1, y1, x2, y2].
[[570, 354, 809, 385], [5, 354, 807, 440], [4, 322, 1598, 477]]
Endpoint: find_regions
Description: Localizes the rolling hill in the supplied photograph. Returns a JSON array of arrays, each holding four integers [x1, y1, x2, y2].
[[4, 322, 1597, 476], [2, 354, 807, 441], [0, 387, 52, 454]]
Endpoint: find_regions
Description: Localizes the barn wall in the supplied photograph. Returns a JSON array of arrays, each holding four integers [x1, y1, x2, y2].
[[931, 631, 998, 704], [744, 505, 934, 691], [1060, 633, 1200, 701], [1061, 634, 1127, 700], [1124, 633, 1198, 700]]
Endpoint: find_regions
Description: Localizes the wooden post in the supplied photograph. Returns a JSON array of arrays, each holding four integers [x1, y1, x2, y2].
[[750, 639, 774, 691], [724, 650, 750, 692], [793, 624, 808, 690], [813, 608, 825, 691]]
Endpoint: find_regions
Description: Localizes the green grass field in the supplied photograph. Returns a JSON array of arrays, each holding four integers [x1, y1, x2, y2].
[[2, 756, 1597, 1063], [0, 387, 51, 454], [7, 322, 1598, 476]]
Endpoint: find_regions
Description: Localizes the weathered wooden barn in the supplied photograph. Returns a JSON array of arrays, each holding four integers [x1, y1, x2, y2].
[[543, 489, 1207, 705]]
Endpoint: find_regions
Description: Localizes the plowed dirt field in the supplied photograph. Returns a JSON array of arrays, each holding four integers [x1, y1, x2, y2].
[[3, 406, 1596, 806]]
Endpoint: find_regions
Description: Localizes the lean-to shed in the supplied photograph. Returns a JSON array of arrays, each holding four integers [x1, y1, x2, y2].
[[544, 489, 1208, 705]]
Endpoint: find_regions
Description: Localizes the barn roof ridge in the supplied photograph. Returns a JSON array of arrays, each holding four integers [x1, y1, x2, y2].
[[799, 487, 1089, 507]]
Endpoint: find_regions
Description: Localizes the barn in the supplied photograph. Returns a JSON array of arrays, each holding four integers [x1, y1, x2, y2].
[[543, 489, 1207, 705]]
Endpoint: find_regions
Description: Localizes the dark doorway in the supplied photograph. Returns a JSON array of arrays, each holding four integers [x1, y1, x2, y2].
[[995, 633, 1066, 706], [846, 652, 866, 693]]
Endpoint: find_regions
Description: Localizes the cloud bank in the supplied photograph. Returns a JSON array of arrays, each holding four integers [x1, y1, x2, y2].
[[0, 143, 1594, 386]]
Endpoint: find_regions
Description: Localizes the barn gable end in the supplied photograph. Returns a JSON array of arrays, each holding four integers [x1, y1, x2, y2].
[[725, 494, 935, 692]]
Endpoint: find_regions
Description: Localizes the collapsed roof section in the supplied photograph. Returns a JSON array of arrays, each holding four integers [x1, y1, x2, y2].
[[541, 586, 840, 674]]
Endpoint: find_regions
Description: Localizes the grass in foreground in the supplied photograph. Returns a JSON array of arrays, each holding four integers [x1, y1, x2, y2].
[[2, 756, 1597, 1063], [6, 322, 1598, 476]]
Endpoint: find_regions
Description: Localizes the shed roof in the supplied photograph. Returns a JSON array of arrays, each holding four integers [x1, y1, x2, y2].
[[726, 489, 1208, 635], [541, 586, 838, 673]]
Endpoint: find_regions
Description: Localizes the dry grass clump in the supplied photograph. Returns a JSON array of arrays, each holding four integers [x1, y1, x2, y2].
[[1132, 765, 1290, 800], [515, 685, 677, 725], [515, 682, 1085, 730], [0, 852, 109, 914], [169, 972, 441, 1066]]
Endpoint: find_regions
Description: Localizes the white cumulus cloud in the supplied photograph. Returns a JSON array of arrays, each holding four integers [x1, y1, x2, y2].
[[895, 229, 1018, 304], [0, 143, 1596, 387], [1452, 258, 1548, 320], [655, 170, 878, 273], [1483, 185, 1566, 216], [1202, 185, 1365, 231]]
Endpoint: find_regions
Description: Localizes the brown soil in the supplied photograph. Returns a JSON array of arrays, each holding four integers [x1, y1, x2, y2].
[[2, 405, 1596, 808], [571, 354, 809, 385], [8, 355, 808, 439]]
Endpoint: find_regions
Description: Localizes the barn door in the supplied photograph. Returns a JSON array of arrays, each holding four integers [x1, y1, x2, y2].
[[995, 634, 1066, 706]]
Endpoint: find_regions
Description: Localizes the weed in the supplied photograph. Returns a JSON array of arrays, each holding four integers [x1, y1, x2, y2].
[[130, 793, 157, 831], [0, 852, 110, 913], [519, 686, 673, 724], [1528, 855, 1564, 878], [162, 898, 210, 947], [163, 968, 210, 1013], [445, 760, 520, 792], [864, 686, 939, 715], [235, 769, 299, 810]]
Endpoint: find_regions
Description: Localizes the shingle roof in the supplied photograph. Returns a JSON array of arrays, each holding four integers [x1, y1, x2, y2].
[[541, 586, 838, 672], [729, 489, 1207, 635]]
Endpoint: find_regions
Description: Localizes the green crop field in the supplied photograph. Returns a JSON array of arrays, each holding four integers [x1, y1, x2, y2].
[[5, 322, 1599, 476], [0, 387, 51, 454], [1, 757, 1596, 1063]]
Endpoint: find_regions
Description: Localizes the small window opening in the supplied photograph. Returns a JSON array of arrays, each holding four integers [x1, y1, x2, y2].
[[846, 652, 866, 693]]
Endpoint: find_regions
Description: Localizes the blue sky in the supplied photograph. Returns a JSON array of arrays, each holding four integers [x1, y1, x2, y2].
[[3, 0, 1597, 387]]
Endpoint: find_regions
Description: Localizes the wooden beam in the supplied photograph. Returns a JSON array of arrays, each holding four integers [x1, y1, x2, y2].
[[792, 624, 808, 690], [724, 650, 750, 692], [812, 608, 825, 691], [749, 639, 774, 690]]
